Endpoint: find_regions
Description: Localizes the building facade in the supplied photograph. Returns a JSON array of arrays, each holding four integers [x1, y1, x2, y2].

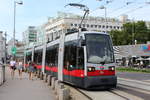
[[44, 12, 124, 42], [22, 26, 37, 47], [36, 25, 46, 45]]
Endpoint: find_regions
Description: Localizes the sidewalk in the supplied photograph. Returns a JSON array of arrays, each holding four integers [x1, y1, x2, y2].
[[0, 67, 56, 100]]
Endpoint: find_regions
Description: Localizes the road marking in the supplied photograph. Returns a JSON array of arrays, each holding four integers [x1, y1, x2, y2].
[[118, 84, 150, 95], [144, 80, 150, 82], [118, 77, 150, 86]]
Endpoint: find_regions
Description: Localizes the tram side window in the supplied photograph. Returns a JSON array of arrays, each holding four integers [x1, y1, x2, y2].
[[45, 45, 58, 67], [37, 51, 42, 65], [77, 47, 84, 69], [34, 52, 37, 63], [54, 47, 58, 67], [64, 45, 70, 69], [34, 51, 42, 65], [64, 43, 77, 70], [26, 54, 31, 63], [69, 45, 77, 68], [49, 48, 55, 67], [45, 48, 51, 67]]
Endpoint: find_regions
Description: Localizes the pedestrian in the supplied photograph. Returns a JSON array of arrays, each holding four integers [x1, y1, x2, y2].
[[17, 59, 24, 79], [9, 58, 16, 79], [28, 62, 35, 80]]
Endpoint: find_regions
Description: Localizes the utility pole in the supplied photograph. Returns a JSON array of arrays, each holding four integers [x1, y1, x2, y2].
[[132, 18, 135, 45]]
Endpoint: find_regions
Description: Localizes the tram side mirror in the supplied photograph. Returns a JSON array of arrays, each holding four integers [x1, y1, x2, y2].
[[81, 40, 86, 46]]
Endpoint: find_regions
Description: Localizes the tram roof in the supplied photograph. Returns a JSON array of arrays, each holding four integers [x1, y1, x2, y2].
[[65, 31, 109, 41], [26, 31, 109, 51]]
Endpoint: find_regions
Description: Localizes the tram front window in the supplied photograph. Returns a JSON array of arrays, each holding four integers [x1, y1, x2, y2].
[[85, 34, 114, 64]]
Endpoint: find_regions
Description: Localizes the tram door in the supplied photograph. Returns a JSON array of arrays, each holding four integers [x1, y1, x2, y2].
[[63, 42, 77, 82]]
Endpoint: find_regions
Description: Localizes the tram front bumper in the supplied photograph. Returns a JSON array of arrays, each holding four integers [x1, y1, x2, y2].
[[84, 75, 117, 89]]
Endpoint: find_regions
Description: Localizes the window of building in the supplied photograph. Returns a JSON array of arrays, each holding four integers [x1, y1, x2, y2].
[[82, 24, 85, 27], [102, 25, 105, 28], [87, 24, 89, 27], [91, 25, 93, 28], [114, 26, 116, 29], [98, 25, 101, 28], [106, 26, 109, 28], [117, 26, 120, 29], [71, 23, 73, 26], [74, 24, 77, 27], [95, 25, 97, 28]]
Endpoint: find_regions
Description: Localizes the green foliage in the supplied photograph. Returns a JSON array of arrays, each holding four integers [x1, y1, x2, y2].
[[110, 21, 150, 46], [116, 67, 150, 73]]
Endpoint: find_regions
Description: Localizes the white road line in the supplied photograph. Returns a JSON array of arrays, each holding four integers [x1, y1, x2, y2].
[[118, 77, 150, 85], [118, 77, 150, 91], [118, 84, 150, 95]]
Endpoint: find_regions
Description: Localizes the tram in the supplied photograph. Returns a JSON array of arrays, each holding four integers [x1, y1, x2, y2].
[[25, 30, 117, 89]]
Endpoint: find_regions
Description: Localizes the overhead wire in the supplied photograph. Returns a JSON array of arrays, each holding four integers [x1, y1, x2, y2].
[[116, 3, 147, 18], [90, 0, 114, 14]]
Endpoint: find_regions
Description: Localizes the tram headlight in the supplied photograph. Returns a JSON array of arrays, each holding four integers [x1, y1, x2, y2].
[[88, 67, 95, 72], [109, 66, 115, 71]]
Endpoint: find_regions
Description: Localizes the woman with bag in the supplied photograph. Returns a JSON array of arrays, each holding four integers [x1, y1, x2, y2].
[[28, 62, 35, 80], [17, 59, 24, 79]]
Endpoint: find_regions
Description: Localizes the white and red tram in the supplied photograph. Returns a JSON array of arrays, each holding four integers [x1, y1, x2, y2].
[[25, 31, 117, 89]]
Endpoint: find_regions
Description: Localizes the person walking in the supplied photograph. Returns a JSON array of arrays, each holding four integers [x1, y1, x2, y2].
[[17, 59, 24, 79], [9, 58, 16, 79], [28, 62, 35, 80]]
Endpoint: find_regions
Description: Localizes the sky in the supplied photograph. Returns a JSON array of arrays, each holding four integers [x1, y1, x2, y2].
[[0, 0, 150, 41]]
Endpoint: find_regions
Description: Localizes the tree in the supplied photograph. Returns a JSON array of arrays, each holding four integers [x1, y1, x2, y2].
[[110, 21, 149, 46]]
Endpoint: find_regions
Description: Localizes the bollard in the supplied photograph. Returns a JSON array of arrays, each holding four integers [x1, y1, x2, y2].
[[47, 75, 52, 86], [59, 88, 70, 100], [57, 83, 64, 95], [0, 66, 3, 85], [54, 80, 60, 94], [44, 74, 48, 83], [40, 72, 44, 80], [51, 77, 56, 90], [37, 71, 40, 78], [2, 65, 5, 83]]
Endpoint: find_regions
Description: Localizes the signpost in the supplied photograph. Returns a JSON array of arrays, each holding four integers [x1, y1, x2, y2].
[[11, 47, 17, 55]]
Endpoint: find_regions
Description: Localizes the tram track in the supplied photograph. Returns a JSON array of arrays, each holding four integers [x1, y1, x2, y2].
[[65, 84, 130, 100], [109, 90, 130, 100], [74, 87, 93, 100], [65, 83, 150, 100]]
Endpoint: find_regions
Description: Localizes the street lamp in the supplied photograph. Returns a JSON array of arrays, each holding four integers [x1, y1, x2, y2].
[[99, 6, 107, 33], [13, 1, 23, 56]]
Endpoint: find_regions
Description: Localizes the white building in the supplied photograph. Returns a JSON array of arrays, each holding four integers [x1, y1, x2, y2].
[[0, 31, 6, 62], [36, 25, 46, 45], [22, 26, 37, 47], [44, 12, 124, 42]]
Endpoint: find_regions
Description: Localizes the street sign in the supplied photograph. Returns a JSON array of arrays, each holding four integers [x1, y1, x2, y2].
[[11, 47, 17, 55]]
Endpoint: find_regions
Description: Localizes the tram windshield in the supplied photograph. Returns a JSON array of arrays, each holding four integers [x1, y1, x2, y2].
[[85, 34, 114, 64]]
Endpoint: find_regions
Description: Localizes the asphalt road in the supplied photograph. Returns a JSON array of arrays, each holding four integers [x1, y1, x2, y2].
[[117, 71, 150, 81]]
